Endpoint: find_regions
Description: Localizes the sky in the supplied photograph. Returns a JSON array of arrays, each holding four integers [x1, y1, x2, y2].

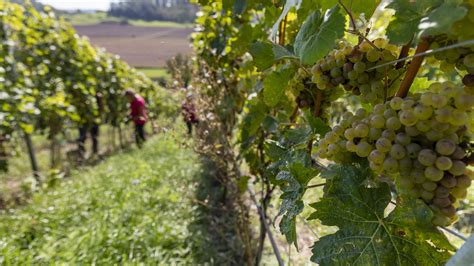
[[37, 0, 119, 11]]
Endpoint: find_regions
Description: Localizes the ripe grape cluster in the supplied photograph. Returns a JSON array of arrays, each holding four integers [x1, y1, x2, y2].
[[430, 40, 474, 87], [319, 82, 474, 226], [311, 39, 405, 103]]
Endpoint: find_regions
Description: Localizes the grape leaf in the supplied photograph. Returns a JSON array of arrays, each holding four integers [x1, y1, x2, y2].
[[309, 164, 455, 266], [262, 65, 296, 107], [419, 2, 467, 37], [319, 0, 381, 17], [277, 162, 318, 249], [249, 41, 297, 71], [386, 0, 443, 44], [294, 5, 345, 65], [304, 109, 331, 135]]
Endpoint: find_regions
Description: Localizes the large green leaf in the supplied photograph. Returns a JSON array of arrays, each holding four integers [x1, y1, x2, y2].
[[319, 0, 381, 17], [419, 2, 467, 37], [249, 41, 297, 71], [294, 6, 345, 65], [309, 164, 455, 265], [262, 65, 296, 107], [277, 162, 318, 248], [386, 0, 439, 44]]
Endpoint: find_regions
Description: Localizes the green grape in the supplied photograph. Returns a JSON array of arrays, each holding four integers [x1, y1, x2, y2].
[[440, 174, 457, 188], [344, 128, 356, 140], [422, 181, 437, 191], [425, 166, 444, 181], [373, 104, 385, 114], [433, 197, 451, 208], [440, 206, 456, 217], [450, 109, 468, 126], [345, 140, 357, 152], [401, 100, 415, 111], [383, 108, 397, 119], [463, 53, 474, 68], [369, 149, 385, 164], [454, 93, 474, 110], [395, 132, 411, 146], [435, 156, 453, 171], [426, 130, 443, 141], [431, 94, 448, 108], [449, 160, 466, 176], [411, 169, 426, 184], [456, 175, 471, 188], [376, 137, 392, 152], [399, 110, 418, 126], [330, 67, 342, 78], [348, 70, 358, 80], [356, 141, 372, 157], [420, 92, 434, 106], [406, 143, 421, 158], [435, 139, 456, 156], [435, 106, 453, 123], [430, 120, 449, 132], [399, 157, 413, 172], [421, 190, 435, 201], [355, 108, 367, 118], [353, 61, 366, 73], [354, 123, 369, 137], [405, 126, 421, 137], [381, 129, 396, 140], [370, 115, 385, 128], [383, 156, 398, 172], [369, 161, 383, 172], [416, 120, 431, 132], [435, 186, 450, 198], [450, 186, 467, 199], [332, 125, 344, 136], [451, 147, 465, 160], [413, 104, 433, 120], [368, 128, 382, 140], [390, 144, 406, 160], [390, 97, 403, 110], [366, 49, 381, 62], [386, 117, 402, 130]]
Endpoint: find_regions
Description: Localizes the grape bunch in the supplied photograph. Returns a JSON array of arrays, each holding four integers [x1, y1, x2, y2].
[[430, 40, 474, 88], [319, 82, 474, 226], [311, 39, 405, 103]]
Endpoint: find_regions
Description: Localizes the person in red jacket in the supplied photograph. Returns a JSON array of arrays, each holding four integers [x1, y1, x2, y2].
[[181, 93, 199, 135], [125, 89, 148, 147]]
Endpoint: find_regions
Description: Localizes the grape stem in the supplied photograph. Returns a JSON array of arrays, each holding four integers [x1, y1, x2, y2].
[[306, 183, 326, 189], [396, 40, 412, 69], [338, 0, 357, 32], [396, 38, 431, 98]]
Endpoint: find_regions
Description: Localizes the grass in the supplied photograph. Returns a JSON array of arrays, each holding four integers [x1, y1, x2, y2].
[[62, 12, 192, 28], [0, 130, 200, 264], [137, 67, 171, 81]]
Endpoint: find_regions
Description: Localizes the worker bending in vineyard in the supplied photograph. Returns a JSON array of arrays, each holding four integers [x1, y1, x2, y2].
[[181, 93, 199, 135], [125, 89, 148, 147], [78, 92, 104, 159]]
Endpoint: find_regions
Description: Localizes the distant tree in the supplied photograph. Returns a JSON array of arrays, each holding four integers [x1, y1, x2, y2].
[[109, 0, 198, 23]]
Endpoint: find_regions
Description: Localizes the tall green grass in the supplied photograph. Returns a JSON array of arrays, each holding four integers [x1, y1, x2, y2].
[[0, 132, 199, 264]]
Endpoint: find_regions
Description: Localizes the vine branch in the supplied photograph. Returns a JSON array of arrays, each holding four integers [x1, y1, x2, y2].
[[396, 40, 412, 69], [338, 0, 357, 32], [396, 38, 431, 98]]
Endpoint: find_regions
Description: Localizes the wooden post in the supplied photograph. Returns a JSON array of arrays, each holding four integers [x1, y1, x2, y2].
[[24, 133, 40, 181]]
